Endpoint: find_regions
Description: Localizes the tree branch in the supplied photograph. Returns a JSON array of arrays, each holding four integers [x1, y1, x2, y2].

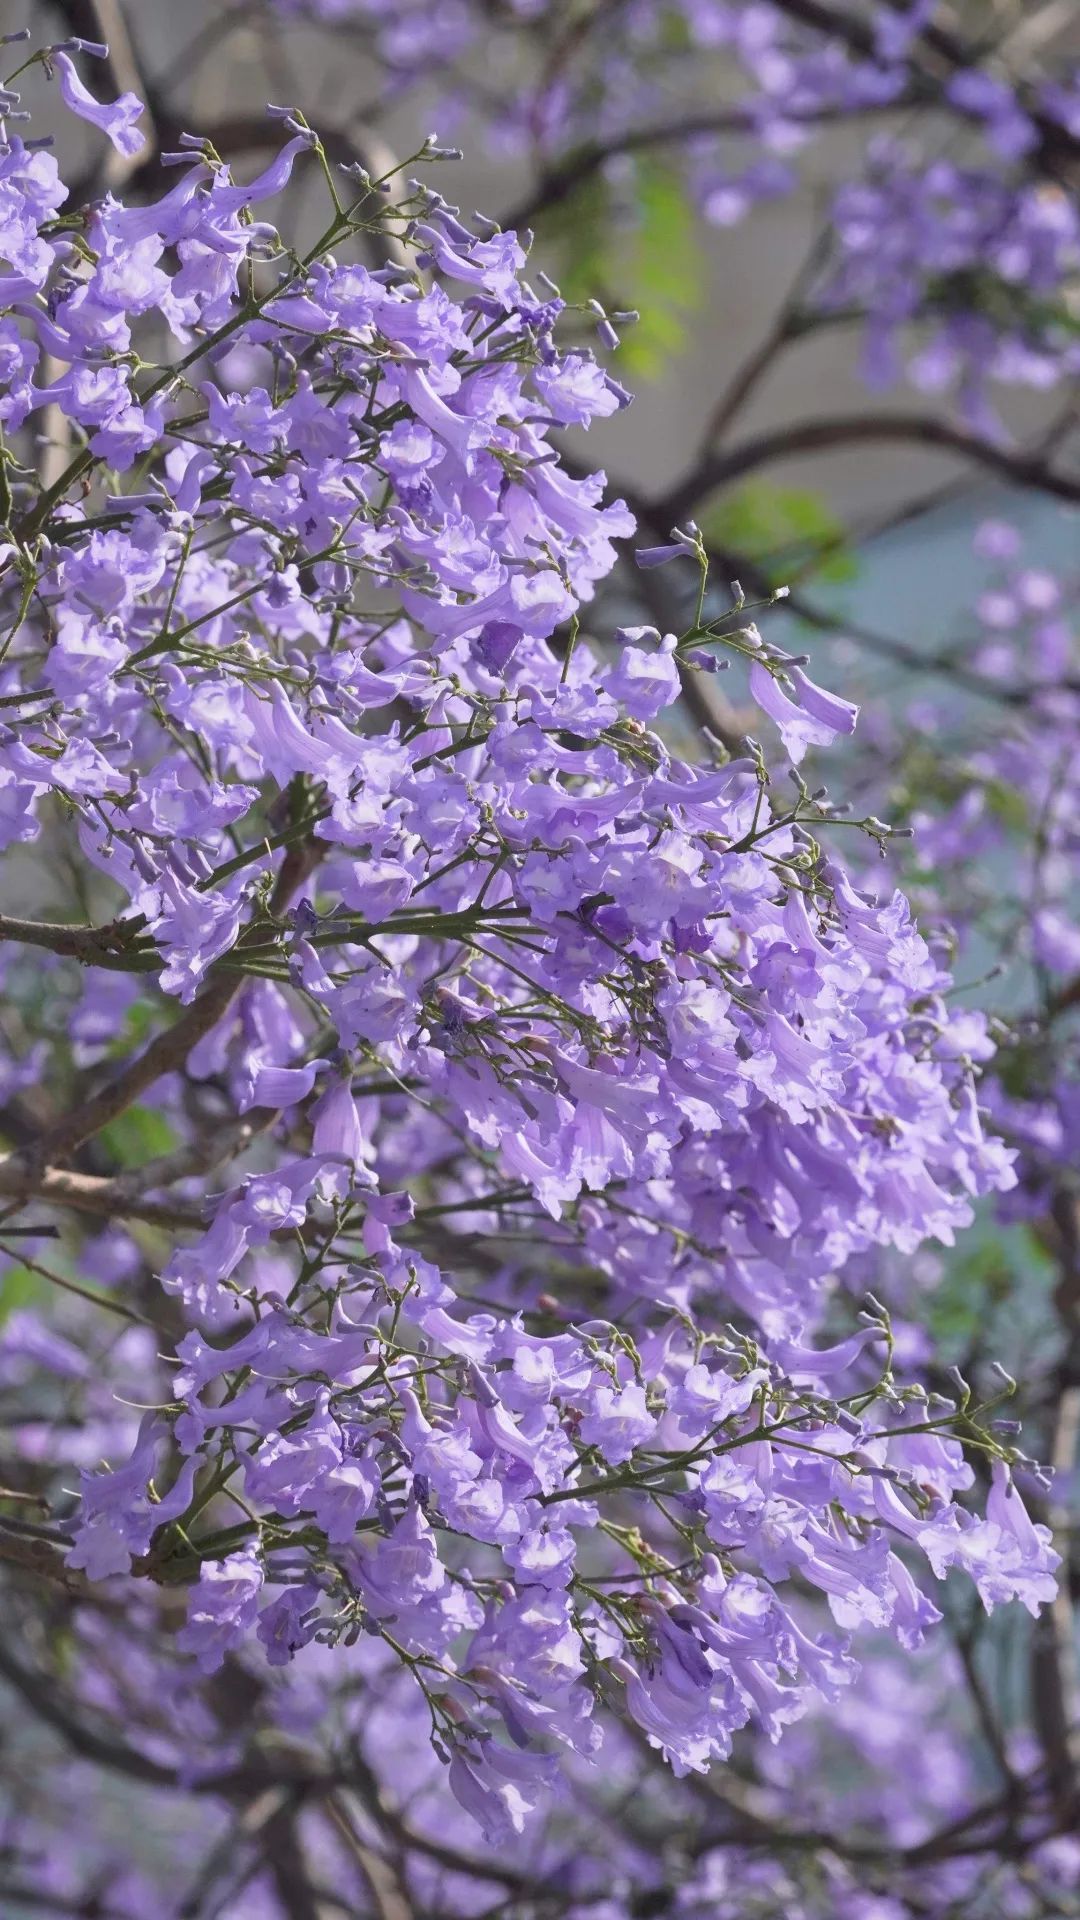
[[0, 1163, 205, 1229], [0, 1527, 89, 1595], [0, 913, 156, 970], [28, 971, 243, 1166], [0, 1105, 284, 1234], [325, 1795, 415, 1920], [661, 414, 1080, 527], [768, 0, 1080, 181], [500, 100, 908, 230]]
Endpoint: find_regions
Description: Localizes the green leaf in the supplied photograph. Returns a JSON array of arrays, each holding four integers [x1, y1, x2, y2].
[[618, 159, 702, 382], [0, 1263, 42, 1324], [534, 158, 703, 383], [925, 1219, 1055, 1359], [98, 1104, 178, 1166], [698, 480, 858, 586]]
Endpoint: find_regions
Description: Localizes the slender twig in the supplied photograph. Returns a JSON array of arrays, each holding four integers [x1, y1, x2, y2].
[[0, 1241, 158, 1326], [501, 100, 908, 230]]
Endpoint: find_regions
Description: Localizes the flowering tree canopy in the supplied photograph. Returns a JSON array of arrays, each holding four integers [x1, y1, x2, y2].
[[2, 7, 1080, 1918]]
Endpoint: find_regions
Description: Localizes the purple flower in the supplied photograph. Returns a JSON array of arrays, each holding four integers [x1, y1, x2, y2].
[[67, 1417, 200, 1580], [603, 631, 681, 719], [578, 1380, 657, 1465], [749, 661, 857, 763], [52, 52, 146, 157], [239, 1058, 327, 1112], [177, 1549, 265, 1673], [256, 1582, 322, 1666], [2, 50, 1064, 1877]]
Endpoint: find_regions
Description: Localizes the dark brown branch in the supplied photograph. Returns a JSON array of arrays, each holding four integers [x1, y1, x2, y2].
[[1050, 973, 1080, 1020], [1031, 1191, 1080, 1822], [957, 1624, 1021, 1798], [0, 1106, 283, 1234], [0, 1639, 180, 1787], [768, 0, 1080, 180], [16, 833, 317, 1169], [263, 1808, 324, 1920], [501, 100, 908, 231], [0, 1638, 390, 1804], [661, 413, 1080, 528], [30, 970, 243, 1166], [178, 1788, 298, 1920], [0, 1887, 132, 1920], [326, 1795, 415, 1920]]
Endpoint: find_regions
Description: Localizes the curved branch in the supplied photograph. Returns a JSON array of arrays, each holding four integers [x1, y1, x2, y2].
[[0, 1528, 89, 1595], [15, 836, 319, 1168], [596, 455, 1032, 710], [0, 912, 156, 970], [0, 1638, 387, 1803], [771, 0, 1080, 197], [661, 413, 1080, 526], [0, 1162, 206, 1230], [501, 100, 907, 231], [30, 971, 243, 1166], [507, 0, 1080, 242]]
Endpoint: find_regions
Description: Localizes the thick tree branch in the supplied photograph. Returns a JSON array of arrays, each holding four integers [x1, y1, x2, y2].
[[0, 1162, 206, 1230], [262, 1808, 324, 1920], [661, 414, 1080, 527], [0, 1527, 89, 1595], [0, 1105, 283, 1233], [0, 1888, 132, 1920], [1031, 1191, 1080, 1822], [29, 970, 243, 1166], [325, 1796, 414, 1920], [10, 833, 318, 1170], [0, 912, 156, 969], [0, 1637, 398, 1805]]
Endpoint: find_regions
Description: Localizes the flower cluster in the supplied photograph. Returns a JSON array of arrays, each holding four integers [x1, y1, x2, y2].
[[263, 0, 1080, 426], [0, 35, 1057, 1870]]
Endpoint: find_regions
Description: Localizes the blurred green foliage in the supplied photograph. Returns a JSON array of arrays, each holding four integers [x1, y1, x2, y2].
[[924, 1216, 1057, 1365], [699, 480, 858, 586], [0, 1263, 40, 1324], [98, 1104, 177, 1166], [539, 156, 702, 380]]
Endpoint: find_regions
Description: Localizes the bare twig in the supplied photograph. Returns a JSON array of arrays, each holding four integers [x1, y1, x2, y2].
[[662, 413, 1080, 528], [0, 1241, 158, 1325]]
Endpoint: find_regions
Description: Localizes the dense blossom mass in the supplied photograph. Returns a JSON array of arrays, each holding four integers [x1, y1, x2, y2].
[[269, 0, 1080, 428], [0, 20, 1074, 1919]]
